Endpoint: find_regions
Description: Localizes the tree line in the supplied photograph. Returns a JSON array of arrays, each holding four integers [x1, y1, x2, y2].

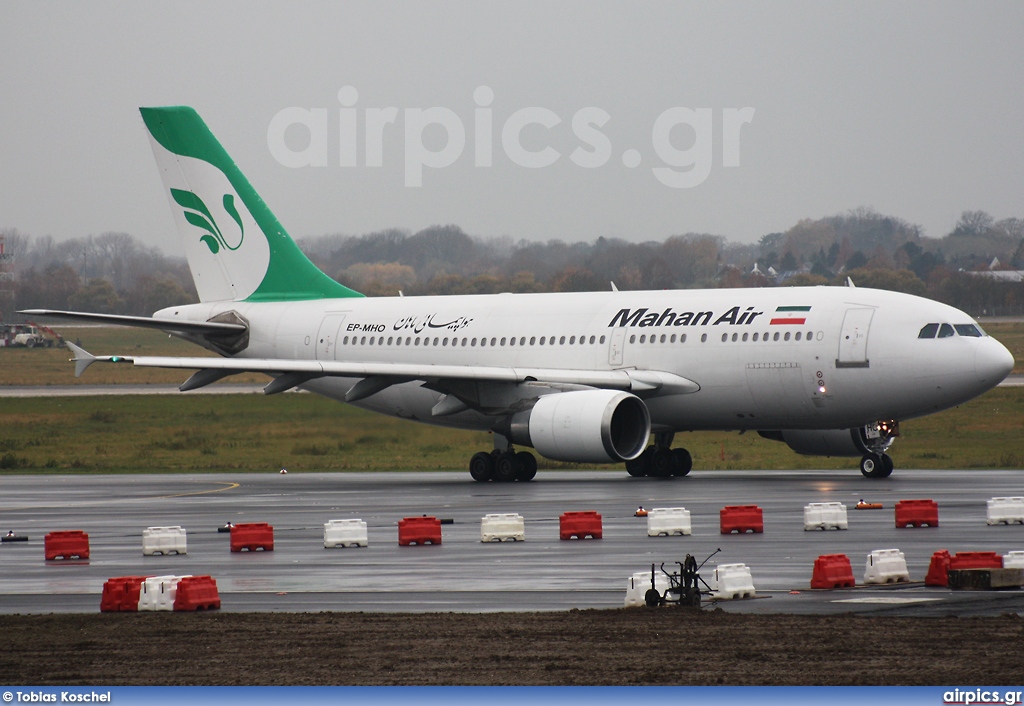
[[2, 207, 1023, 321]]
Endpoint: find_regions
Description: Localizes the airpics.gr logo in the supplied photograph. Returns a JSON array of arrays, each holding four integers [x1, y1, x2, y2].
[[171, 188, 245, 255]]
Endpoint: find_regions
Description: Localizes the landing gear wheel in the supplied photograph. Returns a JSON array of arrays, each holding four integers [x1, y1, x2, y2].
[[494, 452, 520, 482], [860, 453, 886, 479], [649, 446, 675, 477], [625, 455, 647, 477], [671, 448, 692, 476], [644, 588, 662, 607], [514, 452, 537, 481], [469, 451, 495, 482], [880, 453, 894, 478]]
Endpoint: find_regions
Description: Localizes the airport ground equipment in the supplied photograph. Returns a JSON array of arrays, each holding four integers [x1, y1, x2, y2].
[[100, 576, 150, 612], [642, 549, 720, 608], [720, 505, 764, 534], [987, 497, 1024, 525], [646, 507, 692, 536], [863, 548, 911, 584], [803, 502, 848, 530], [324, 519, 368, 548], [138, 575, 190, 611], [143, 526, 187, 556], [925, 550, 952, 586], [624, 570, 671, 607], [399, 516, 442, 545], [480, 513, 525, 542], [559, 511, 602, 540], [44, 530, 89, 560], [811, 554, 856, 589], [173, 575, 221, 610], [1004, 551, 1024, 569], [895, 499, 939, 528], [707, 563, 757, 599], [230, 522, 274, 552]]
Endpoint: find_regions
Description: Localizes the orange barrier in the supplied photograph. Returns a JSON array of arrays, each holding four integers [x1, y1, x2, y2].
[[398, 516, 442, 545], [811, 554, 855, 589], [925, 550, 951, 586], [949, 551, 1003, 571], [44, 530, 90, 560], [100, 576, 149, 612], [230, 522, 274, 552], [559, 511, 603, 540], [720, 505, 764, 534], [895, 499, 939, 528], [173, 575, 222, 610]]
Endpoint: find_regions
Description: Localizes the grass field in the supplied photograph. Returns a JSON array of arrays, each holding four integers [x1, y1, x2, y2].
[[0, 387, 1020, 473], [1, 322, 1020, 473]]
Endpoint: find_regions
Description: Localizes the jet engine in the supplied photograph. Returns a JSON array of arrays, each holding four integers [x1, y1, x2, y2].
[[506, 389, 651, 463], [758, 421, 898, 457]]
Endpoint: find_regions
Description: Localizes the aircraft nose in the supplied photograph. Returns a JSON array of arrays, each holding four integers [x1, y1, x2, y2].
[[975, 338, 1015, 387]]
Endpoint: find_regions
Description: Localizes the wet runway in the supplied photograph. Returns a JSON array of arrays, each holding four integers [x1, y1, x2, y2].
[[1, 470, 1022, 615]]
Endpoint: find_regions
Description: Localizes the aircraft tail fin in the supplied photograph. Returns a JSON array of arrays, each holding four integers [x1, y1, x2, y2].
[[140, 106, 363, 303]]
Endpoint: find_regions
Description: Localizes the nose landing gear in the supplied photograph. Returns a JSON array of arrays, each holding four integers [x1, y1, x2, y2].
[[860, 453, 894, 478]]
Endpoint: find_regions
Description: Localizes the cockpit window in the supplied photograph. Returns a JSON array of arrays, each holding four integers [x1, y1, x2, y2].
[[937, 323, 955, 338], [918, 323, 939, 339], [954, 324, 983, 337]]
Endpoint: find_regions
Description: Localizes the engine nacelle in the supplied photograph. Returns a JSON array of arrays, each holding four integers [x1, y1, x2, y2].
[[507, 390, 651, 463], [759, 422, 898, 457]]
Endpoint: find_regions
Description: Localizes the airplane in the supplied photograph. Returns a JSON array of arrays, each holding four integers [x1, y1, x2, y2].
[[22, 106, 1015, 482]]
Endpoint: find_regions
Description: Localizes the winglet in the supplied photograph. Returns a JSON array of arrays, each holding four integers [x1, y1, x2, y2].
[[66, 342, 97, 378]]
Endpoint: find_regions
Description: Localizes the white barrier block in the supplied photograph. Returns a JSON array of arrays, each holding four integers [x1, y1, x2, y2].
[[863, 548, 910, 584], [324, 519, 368, 548], [138, 574, 189, 611], [624, 571, 671, 607], [803, 502, 848, 531], [646, 507, 692, 537], [1003, 551, 1024, 569], [481, 513, 525, 542], [142, 526, 187, 556], [709, 563, 756, 600], [987, 497, 1024, 525]]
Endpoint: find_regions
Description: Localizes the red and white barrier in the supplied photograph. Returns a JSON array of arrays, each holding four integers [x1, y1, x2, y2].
[[709, 563, 757, 600], [987, 497, 1024, 526], [324, 519, 368, 548], [481, 513, 525, 542], [143, 526, 187, 556], [863, 548, 910, 584], [624, 571, 670, 607], [803, 502, 848, 531], [646, 508, 692, 537]]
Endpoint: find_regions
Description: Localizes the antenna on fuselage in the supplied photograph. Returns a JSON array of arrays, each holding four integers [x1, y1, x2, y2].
[[610, 281, 618, 291], [846, 277, 856, 288]]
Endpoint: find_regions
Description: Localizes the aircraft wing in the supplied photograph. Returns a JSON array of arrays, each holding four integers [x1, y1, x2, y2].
[[18, 309, 246, 336], [66, 343, 699, 400]]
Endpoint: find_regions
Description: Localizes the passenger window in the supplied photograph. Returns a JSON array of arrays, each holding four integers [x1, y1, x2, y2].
[[629, 335, 635, 344], [569, 336, 576, 344], [700, 334, 706, 343], [918, 323, 939, 339], [784, 332, 791, 341], [433, 337, 439, 346], [806, 331, 812, 340], [388, 337, 394, 345], [507, 337, 513, 346], [490, 337, 496, 346], [360, 336, 366, 345], [461, 338, 467, 346], [659, 334, 665, 343], [731, 333, 738, 342], [599, 336, 606, 344], [954, 324, 982, 337], [589, 336, 595, 344], [794, 332, 801, 341], [520, 337, 526, 345], [471, 338, 477, 346], [938, 324, 955, 338], [681, 334, 687, 343], [559, 336, 566, 344], [721, 333, 728, 342], [742, 333, 748, 342], [406, 337, 412, 346], [670, 334, 677, 343], [773, 332, 780, 341], [415, 337, 421, 346], [539, 337, 546, 345], [752, 333, 759, 342], [369, 337, 375, 345], [530, 337, 536, 345], [343, 336, 349, 345], [640, 335, 646, 343]]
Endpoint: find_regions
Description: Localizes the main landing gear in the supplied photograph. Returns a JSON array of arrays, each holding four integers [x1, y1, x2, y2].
[[469, 449, 538, 482], [626, 433, 692, 478], [860, 453, 894, 479]]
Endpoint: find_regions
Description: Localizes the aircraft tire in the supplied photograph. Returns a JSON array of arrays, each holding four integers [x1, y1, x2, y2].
[[672, 448, 693, 476], [515, 452, 537, 481], [649, 446, 675, 477], [493, 452, 520, 482], [469, 451, 495, 482], [860, 453, 886, 479], [625, 456, 647, 477], [880, 453, 894, 478]]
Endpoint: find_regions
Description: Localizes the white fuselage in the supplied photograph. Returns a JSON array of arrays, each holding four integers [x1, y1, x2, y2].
[[157, 286, 1014, 434]]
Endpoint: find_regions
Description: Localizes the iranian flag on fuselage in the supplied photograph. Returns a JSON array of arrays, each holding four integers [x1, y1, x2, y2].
[[770, 305, 811, 325]]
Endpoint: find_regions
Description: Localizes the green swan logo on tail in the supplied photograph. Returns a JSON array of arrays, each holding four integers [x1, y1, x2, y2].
[[171, 188, 245, 254]]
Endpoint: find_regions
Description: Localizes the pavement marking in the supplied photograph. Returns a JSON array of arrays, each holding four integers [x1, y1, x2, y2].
[[831, 597, 941, 604], [157, 481, 240, 499]]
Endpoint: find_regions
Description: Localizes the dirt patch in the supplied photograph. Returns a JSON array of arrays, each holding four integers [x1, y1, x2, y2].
[[2, 610, 1021, 685]]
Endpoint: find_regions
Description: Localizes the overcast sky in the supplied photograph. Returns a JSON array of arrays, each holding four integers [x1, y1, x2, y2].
[[2, 2, 1023, 254]]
